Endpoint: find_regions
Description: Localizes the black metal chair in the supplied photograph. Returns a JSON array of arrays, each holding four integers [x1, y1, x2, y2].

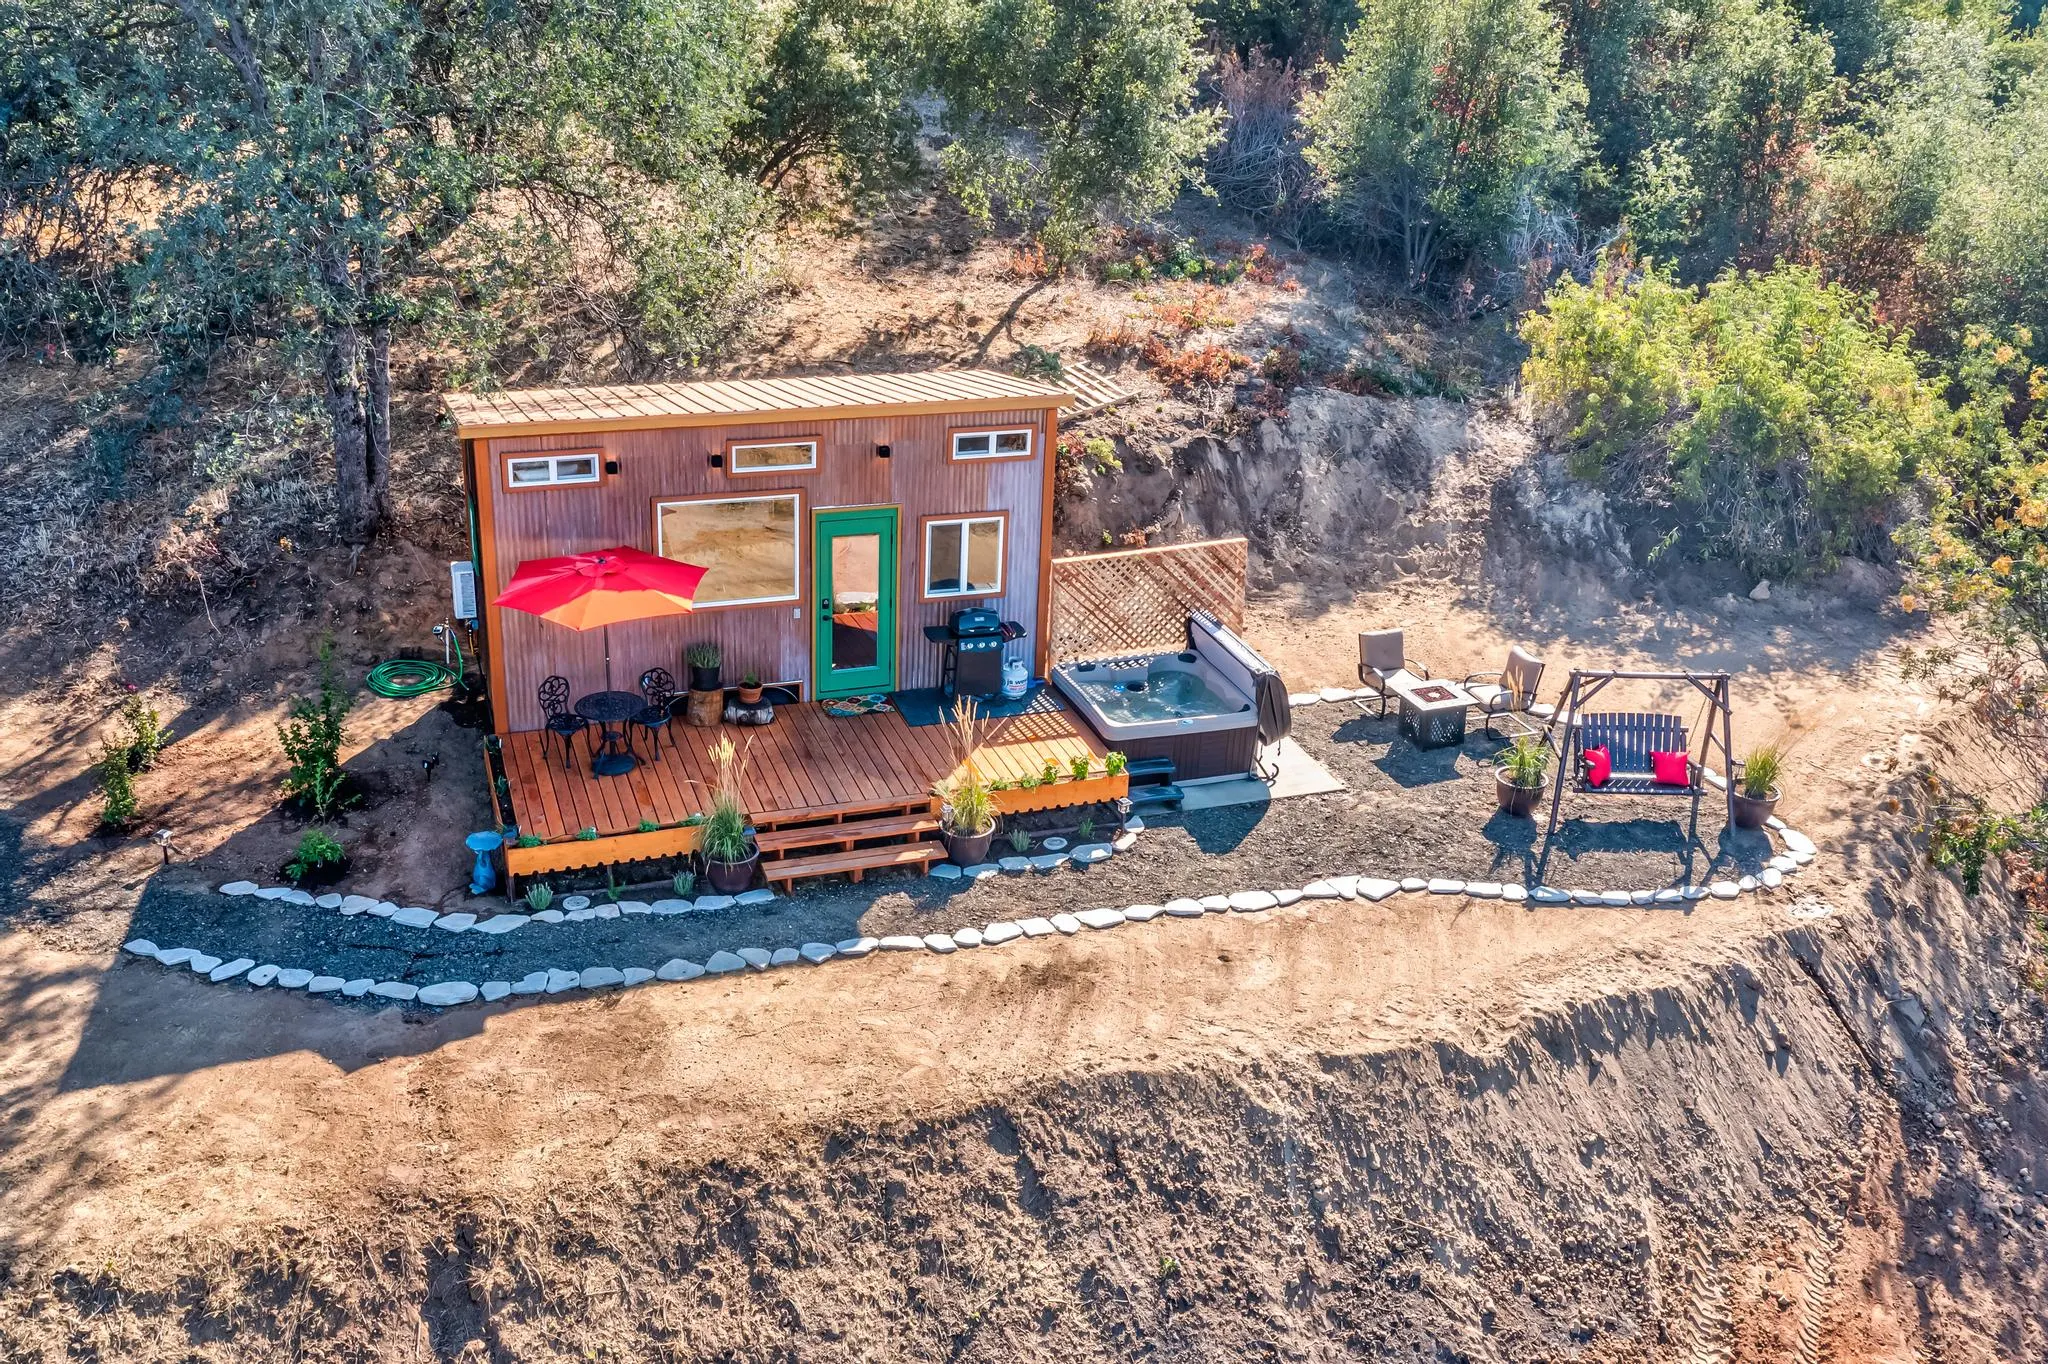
[[538, 674, 591, 770], [632, 667, 675, 756]]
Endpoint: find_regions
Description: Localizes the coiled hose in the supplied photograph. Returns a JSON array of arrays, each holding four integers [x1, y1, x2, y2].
[[366, 633, 468, 699]]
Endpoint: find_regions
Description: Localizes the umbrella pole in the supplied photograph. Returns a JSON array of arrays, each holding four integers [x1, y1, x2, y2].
[[603, 624, 614, 693]]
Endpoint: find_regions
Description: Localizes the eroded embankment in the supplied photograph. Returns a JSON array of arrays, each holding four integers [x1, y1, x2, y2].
[[7, 791, 2045, 1363]]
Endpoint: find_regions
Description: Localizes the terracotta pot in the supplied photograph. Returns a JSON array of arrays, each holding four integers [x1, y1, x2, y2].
[[737, 684, 764, 705], [1495, 769, 1542, 818], [701, 848, 759, 895], [1731, 785, 1780, 830], [942, 825, 995, 866]]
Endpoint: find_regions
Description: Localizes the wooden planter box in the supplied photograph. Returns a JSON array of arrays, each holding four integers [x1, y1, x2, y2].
[[505, 824, 703, 879], [992, 772, 1129, 816]]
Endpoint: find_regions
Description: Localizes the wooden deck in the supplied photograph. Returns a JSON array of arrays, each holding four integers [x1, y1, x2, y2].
[[493, 699, 1120, 880]]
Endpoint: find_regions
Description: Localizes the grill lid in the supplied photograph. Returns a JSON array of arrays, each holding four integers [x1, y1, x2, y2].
[[949, 608, 1005, 638]]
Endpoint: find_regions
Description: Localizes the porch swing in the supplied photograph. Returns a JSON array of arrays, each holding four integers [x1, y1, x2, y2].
[[1543, 669, 1738, 833]]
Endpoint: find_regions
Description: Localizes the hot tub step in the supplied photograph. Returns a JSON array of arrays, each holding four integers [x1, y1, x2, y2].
[[1125, 755, 1178, 785], [1126, 782, 1184, 811]]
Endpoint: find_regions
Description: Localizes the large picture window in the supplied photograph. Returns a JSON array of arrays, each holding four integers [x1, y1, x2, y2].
[[655, 492, 802, 607], [922, 513, 1006, 599]]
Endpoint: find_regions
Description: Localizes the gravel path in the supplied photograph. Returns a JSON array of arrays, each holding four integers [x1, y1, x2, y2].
[[126, 703, 1779, 992]]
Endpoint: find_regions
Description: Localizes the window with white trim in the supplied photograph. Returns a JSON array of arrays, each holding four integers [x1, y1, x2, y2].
[[505, 452, 600, 488], [924, 515, 1005, 597], [728, 439, 818, 473], [950, 428, 1032, 460], [655, 492, 802, 607]]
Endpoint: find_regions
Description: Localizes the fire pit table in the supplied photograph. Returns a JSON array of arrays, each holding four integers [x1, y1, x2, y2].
[[1388, 676, 1476, 749]]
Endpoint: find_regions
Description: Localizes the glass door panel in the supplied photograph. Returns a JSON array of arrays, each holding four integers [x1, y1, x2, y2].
[[812, 508, 897, 697]]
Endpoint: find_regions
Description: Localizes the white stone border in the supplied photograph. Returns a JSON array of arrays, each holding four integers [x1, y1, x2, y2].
[[210, 882, 781, 934], [126, 823, 1820, 1010], [208, 820, 1148, 936]]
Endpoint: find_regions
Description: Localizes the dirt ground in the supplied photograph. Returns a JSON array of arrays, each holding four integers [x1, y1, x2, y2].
[[2, 205, 2044, 1360]]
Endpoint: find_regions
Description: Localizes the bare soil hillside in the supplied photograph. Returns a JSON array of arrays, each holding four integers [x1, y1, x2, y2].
[[1, 209, 2044, 1361]]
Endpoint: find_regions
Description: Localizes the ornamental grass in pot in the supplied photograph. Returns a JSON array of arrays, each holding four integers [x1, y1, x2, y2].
[[697, 734, 760, 893], [1493, 735, 1550, 817], [686, 641, 722, 694], [938, 698, 998, 865], [1733, 743, 1782, 829]]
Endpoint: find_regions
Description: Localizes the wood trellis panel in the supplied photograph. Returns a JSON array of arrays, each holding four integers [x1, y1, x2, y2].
[[1049, 536, 1248, 661]]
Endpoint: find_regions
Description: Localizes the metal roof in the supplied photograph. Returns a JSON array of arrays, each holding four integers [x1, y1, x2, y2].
[[445, 368, 1075, 438]]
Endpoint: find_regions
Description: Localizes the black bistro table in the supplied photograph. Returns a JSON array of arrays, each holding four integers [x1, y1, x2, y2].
[[575, 689, 645, 777]]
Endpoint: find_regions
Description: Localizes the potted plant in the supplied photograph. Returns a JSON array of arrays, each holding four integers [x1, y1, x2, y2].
[[1733, 743, 1782, 829], [1493, 735, 1550, 817], [938, 698, 998, 864], [686, 642, 722, 694], [698, 734, 760, 893], [737, 671, 764, 705]]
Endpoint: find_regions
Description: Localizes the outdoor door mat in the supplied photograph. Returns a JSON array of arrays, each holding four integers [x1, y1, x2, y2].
[[892, 684, 1064, 728]]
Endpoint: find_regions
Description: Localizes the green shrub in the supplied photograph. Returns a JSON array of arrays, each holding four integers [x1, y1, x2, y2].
[[278, 641, 353, 818], [1523, 257, 1953, 576], [576, 827, 598, 842], [672, 869, 696, 898], [1041, 759, 1061, 785], [1104, 751, 1127, 776], [96, 742, 137, 828], [1070, 755, 1093, 781], [284, 829, 345, 883], [1083, 437, 1121, 475], [686, 642, 721, 669], [637, 819, 659, 833], [119, 694, 169, 770], [524, 883, 556, 912], [515, 834, 543, 849], [1077, 815, 1096, 841], [1008, 828, 1032, 853]]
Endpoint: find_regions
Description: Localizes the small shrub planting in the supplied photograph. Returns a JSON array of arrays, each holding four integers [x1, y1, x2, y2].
[[524, 883, 555, 912], [278, 640, 353, 819], [97, 742, 138, 828], [119, 694, 169, 770], [284, 828, 345, 883]]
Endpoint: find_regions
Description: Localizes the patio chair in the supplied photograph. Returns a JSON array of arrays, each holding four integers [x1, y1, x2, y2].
[[1548, 710, 1704, 831], [1357, 629, 1430, 718], [1463, 646, 1554, 739], [537, 674, 591, 770], [633, 667, 676, 756]]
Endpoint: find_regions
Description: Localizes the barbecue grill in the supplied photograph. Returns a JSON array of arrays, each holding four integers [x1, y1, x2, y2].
[[922, 608, 1025, 698]]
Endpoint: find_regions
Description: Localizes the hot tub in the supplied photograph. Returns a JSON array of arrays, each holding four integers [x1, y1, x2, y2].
[[1052, 649, 1261, 781]]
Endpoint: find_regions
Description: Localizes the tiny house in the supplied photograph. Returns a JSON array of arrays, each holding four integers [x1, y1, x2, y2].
[[448, 369, 1074, 732], [446, 368, 1136, 888]]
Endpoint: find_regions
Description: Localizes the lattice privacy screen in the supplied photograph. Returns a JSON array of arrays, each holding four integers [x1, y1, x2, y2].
[[1048, 536, 1248, 661]]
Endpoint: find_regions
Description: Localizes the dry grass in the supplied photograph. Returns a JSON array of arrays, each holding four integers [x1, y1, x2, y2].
[[0, 343, 459, 655]]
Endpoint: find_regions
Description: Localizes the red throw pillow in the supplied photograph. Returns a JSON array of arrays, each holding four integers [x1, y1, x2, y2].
[[1652, 749, 1689, 786], [1584, 745, 1611, 786]]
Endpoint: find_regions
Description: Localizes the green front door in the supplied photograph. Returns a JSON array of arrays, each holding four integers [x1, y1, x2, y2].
[[813, 507, 898, 698]]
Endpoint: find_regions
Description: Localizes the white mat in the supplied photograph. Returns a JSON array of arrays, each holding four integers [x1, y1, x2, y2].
[[1176, 737, 1346, 811]]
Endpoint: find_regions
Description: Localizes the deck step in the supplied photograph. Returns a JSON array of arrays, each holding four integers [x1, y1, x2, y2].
[[756, 812, 941, 858], [762, 841, 945, 891], [1125, 755, 1177, 785], [1126, 782, 1184, 810]]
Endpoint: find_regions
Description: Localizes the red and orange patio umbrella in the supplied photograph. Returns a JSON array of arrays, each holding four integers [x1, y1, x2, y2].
[[492, 545, 708, 691]]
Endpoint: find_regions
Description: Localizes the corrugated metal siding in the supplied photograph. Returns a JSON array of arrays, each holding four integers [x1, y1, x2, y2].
[[485, 407, 1053, 731]]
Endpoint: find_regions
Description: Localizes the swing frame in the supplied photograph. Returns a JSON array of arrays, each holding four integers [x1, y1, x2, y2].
[[1543, 668, 1738, 833]]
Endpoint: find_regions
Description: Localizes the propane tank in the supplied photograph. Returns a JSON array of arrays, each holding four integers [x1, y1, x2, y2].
[[1001, 656, 1029, 701]]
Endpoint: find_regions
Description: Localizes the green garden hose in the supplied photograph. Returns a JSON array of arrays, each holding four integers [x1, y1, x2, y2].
[[366, 632, 468, 699]]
